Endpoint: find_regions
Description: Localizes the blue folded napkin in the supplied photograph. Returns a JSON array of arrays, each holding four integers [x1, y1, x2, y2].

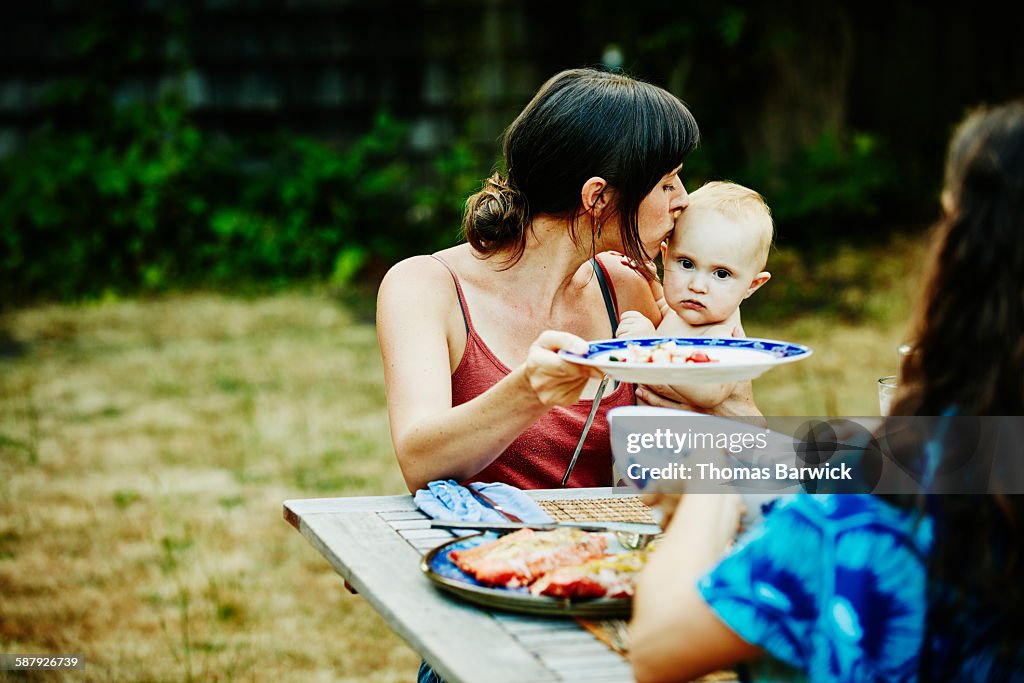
[[414, 479, 553, 524]]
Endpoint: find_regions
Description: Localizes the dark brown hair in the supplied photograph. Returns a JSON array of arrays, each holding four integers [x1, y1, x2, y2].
[[462, 67, 699, 270], [890, 99, 1024, 678]]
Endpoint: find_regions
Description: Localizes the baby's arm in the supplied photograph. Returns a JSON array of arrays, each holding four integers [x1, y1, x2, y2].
[[617, 310, 658, 338]]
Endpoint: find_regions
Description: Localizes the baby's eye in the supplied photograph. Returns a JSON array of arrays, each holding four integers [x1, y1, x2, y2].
[[713, 269, 731, 280], [679, 258, 694, 269]]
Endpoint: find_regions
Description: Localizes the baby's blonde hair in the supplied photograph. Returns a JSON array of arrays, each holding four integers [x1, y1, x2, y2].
[[683, 180, 774, 269]]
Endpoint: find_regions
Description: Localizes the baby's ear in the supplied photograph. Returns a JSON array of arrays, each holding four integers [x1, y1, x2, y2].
[[744, 271, 771, 299]]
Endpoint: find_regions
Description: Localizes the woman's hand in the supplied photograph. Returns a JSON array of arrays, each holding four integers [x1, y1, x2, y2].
[[523, 330, 602, 407], [641, 492, 745, 551], [636, 382, 764, 421]]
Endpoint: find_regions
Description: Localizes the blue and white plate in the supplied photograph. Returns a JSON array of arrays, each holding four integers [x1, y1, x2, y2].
[[559, 336, 812, 384]]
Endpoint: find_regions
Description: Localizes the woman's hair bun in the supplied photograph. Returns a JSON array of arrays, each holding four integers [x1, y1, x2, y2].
[[463, 172, 527, 249]]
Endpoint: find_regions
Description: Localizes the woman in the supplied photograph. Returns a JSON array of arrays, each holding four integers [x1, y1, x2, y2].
[[377, 67, 759, 493], [629, 100, 1024, 682]]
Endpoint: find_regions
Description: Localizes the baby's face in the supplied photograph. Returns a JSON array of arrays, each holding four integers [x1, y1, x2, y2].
[[661, 209, 769, 326]]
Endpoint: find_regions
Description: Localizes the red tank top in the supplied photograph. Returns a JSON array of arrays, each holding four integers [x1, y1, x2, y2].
[[433, 255, 635, 489]]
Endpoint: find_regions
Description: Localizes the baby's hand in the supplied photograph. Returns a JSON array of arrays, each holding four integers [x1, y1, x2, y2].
[[608, 251, 663, 300], [617, 310, 657, 339]]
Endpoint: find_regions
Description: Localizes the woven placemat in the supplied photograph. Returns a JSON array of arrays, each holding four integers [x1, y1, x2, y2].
[[537, 496, 657, 523], [543, 498, 736, 681]]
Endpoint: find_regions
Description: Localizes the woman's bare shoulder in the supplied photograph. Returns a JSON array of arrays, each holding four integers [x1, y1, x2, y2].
[[377, 251, 460, 313], [379, 246, 468, 290]]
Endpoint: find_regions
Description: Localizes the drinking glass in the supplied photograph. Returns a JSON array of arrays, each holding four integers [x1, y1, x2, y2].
[[878, 376, 898, 416]]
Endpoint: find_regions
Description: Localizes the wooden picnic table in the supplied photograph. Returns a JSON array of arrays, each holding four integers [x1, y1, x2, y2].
[[283, 487, 687, 683]]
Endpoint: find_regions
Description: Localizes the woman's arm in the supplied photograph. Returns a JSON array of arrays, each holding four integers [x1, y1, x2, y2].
[[376, 256, 597, 491], [629, 494, 762, 683]]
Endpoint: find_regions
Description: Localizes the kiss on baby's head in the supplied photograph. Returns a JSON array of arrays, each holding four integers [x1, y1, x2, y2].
[[661, 180, 773, 328]]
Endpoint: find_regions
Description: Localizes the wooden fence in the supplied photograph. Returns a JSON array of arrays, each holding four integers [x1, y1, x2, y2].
[[0, 0, 605, 157]]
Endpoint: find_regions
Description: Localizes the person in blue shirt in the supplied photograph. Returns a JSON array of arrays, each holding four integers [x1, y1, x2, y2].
[[628, 99, 1024, 682]]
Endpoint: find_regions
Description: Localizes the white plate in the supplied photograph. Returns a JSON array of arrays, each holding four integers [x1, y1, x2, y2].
[[559, 336, 812, 384]]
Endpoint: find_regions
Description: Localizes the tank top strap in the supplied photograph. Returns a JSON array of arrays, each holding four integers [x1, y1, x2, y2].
[[430, 254, 471, 335], [590, 256, 620, 335]]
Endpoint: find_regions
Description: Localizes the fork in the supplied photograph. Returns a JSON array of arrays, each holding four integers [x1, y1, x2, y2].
[[614, 530, 659, 551], [469, 483, 657, 549], [561, 374, 610, 486]]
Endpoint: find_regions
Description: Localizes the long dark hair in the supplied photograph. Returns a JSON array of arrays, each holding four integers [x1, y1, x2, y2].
[[462, 67, 699, 271], [891, 99, 1024, 678]]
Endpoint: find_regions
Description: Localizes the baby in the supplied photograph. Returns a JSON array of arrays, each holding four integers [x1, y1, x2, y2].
[[617, 180, 773, 409]]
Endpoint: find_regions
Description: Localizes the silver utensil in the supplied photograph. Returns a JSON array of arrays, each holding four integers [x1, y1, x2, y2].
[[466, 485, 523, 523], [613, 530, 658, 551], [561, 374, 610, 486], [429, 519, 662, 536]]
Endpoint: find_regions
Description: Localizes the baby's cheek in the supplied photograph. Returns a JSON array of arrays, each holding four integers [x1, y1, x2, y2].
[[661, 272, 684, 294]]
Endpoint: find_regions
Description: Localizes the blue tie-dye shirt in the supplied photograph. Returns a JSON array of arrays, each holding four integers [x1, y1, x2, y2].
[[698, 494, 934, 682]]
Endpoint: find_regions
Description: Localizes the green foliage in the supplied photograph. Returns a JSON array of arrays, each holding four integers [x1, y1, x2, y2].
[[409, 139, 491, 248], [0, 95, 220, 301], [742, 233, 926, 326], [0, 3, 485, 305], [742, 130, 895, 237], [0, 101, 475, 304]]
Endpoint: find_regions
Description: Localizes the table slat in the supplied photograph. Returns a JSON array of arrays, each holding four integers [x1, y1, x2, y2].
[[284, 488, 639, 683], [293, 508, 559, 683]]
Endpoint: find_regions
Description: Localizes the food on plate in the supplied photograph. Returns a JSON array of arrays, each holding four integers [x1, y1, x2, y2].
[[447, 527, 658, 600], [529, 546, 654, 599], [448, 527, 608, 588], [607, 341, 718, 364]]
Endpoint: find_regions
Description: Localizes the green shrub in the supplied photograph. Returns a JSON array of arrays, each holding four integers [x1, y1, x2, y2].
[[0, 100, 476, 304], [741, 130, 895, 243], [1, 96, 226, 301]]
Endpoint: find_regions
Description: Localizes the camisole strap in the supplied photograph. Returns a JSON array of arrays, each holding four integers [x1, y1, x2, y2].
[[432, 253, 620, 338], [430, 254, 470, 335], [591, 256, 619, 335]]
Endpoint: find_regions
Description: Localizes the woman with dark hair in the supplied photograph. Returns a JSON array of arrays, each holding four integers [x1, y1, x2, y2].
[[628, 99, 1024, 682], [377, 67, 760, 492], [887, 98, 1024, 680]]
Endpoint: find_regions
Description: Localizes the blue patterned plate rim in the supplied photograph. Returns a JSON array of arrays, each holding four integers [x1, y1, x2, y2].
[[560, 336, 812, 363]]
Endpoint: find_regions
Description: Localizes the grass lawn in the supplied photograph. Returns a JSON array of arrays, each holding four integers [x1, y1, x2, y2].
[[0, 232, 930, 681]]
